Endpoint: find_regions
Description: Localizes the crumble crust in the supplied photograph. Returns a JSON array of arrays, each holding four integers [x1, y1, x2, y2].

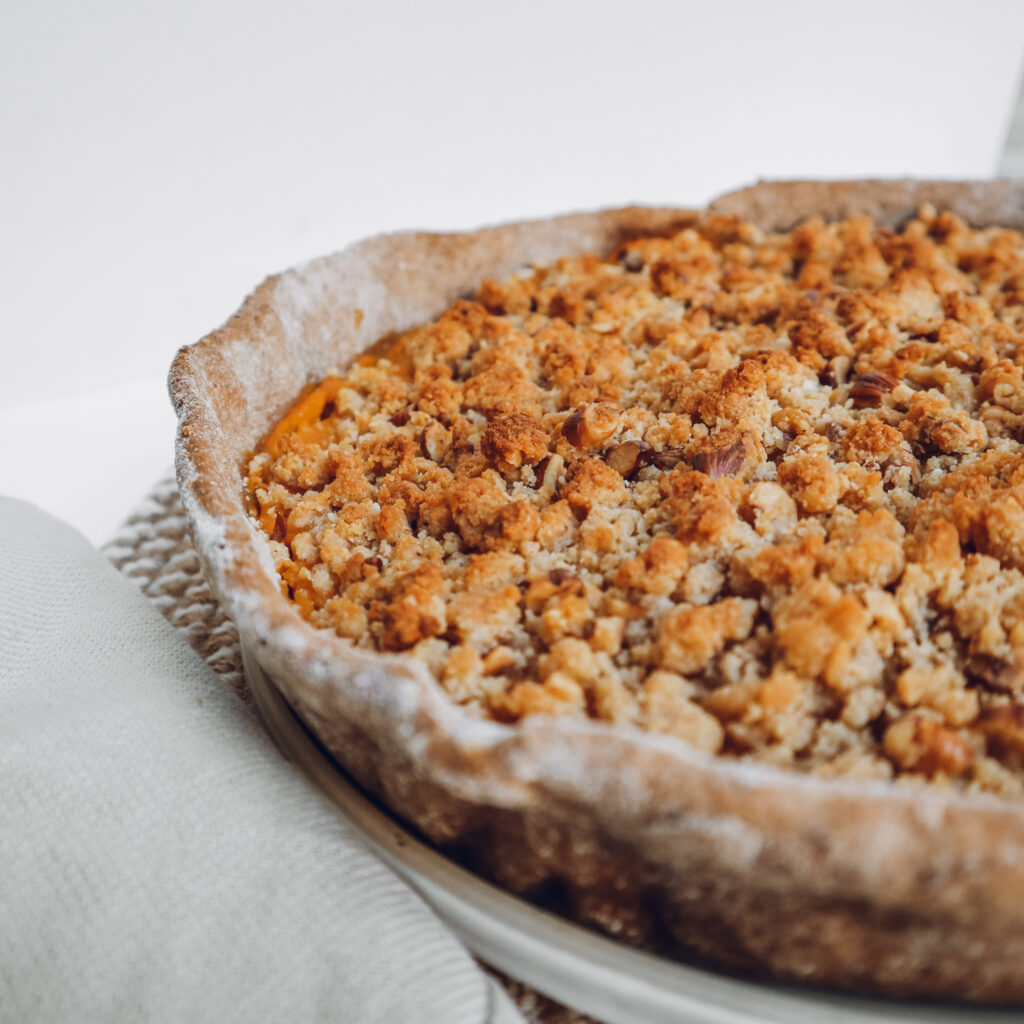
[[245, 207, 1024, 796]]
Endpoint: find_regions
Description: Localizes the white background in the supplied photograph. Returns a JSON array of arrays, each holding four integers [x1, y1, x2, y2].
[[3, 0, 1023, 543]]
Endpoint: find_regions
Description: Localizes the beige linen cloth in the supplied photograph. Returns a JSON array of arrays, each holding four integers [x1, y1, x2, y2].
[[0, 496, 525, 1023]]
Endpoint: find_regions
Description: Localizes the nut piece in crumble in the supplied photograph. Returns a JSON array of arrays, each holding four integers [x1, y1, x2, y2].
[[245, 207, 1024, 798]]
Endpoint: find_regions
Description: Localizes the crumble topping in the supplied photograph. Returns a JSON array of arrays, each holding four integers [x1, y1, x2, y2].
[[245, 207, 1024, 796]]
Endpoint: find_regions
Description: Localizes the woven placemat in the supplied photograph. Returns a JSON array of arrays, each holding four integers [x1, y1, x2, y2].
[[103, 475, 597, 1024]]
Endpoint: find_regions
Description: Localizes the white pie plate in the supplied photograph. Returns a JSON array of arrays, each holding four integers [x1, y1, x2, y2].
[[241, 644, 1019, 1024]]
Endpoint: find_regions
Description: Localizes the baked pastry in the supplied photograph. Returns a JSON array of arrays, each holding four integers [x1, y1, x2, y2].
[[172, 180, 1024, 1002], [244, 198, 1024, 796]]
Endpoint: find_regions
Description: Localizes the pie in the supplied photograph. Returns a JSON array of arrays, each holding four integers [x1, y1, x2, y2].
[[172, 180, 1024, 1002]]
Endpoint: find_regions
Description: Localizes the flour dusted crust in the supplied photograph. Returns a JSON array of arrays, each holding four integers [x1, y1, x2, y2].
[[172, 182, 1024, 1002]]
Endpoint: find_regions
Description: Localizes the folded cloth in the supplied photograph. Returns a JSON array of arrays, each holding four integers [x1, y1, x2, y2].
[[0, 498, 523, 1024]]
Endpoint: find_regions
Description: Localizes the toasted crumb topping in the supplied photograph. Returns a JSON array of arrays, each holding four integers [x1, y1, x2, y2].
[[246, 207, 1024, 796]]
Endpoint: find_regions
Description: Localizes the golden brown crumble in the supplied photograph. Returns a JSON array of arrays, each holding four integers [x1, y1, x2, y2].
[[246, 207, 1024, 796]]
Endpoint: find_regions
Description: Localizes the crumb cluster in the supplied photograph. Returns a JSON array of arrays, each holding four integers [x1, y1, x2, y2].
[[246, 207, 1024, 795]]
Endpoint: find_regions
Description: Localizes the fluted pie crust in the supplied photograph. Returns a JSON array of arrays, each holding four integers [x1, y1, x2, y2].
[[172, 180, 1024, 1003]]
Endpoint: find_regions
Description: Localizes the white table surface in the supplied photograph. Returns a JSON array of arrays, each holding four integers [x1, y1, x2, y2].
[[4, 0, 1023, 544]]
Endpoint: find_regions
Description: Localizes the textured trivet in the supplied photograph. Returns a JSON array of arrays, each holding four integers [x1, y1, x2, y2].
[[103, 475, 597, 1024]]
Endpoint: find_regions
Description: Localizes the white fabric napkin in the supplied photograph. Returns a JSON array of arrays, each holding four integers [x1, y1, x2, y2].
[[0, 498, 524, 1024]]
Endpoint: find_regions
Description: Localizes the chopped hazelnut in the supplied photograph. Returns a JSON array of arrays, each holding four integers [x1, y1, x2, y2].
[[562, 402, 624, 449], [604, 439, 653, 478], [849, 371, 898, 409], [689, 429, 760, 479]]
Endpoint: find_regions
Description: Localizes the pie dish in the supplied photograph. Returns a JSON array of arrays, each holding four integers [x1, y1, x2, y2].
[[171, 179, 1024, 1003], [244, 647, 1023, 1024]]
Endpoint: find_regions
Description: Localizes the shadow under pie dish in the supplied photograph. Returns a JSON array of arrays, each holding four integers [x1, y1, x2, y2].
[[171, 179, 1024, 1005]]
